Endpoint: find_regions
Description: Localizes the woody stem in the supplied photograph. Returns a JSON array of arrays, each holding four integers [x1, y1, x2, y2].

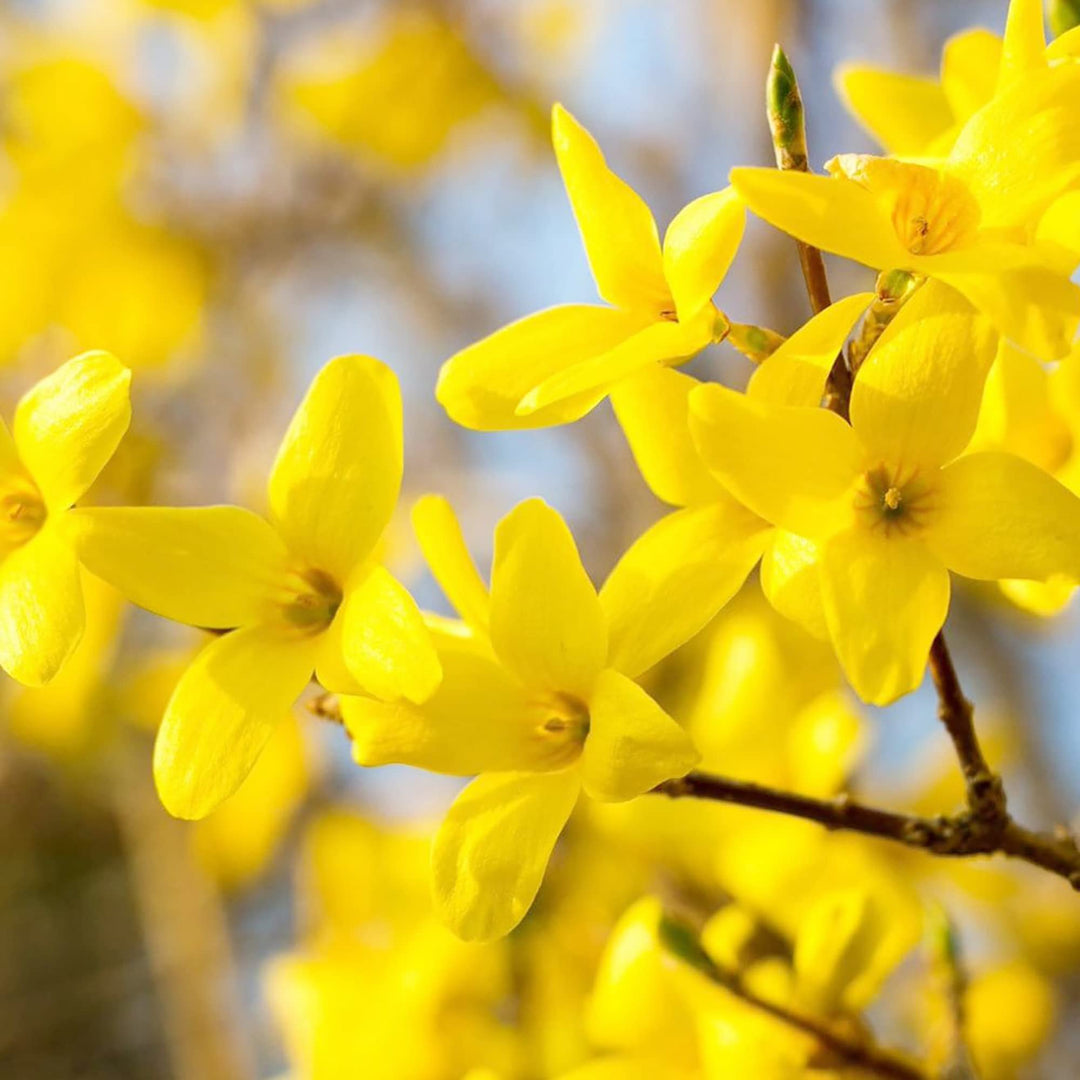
[[650, 772, 1080, 890]]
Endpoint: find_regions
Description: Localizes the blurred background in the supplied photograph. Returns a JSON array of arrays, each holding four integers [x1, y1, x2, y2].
[[1, 0, 1078, 1077]]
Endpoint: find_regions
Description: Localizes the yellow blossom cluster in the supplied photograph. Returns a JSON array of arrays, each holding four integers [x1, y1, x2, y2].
[[4, 0, 1080, 1076]]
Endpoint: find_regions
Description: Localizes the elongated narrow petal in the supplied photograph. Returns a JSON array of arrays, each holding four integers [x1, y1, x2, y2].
[[997, 0, 1046, 91], [517, 317, 708, 416], [13, 351, 130, 510], [749, 292, 874, 407], [0, 523, 83, 686], [689, 384, 861, 539], [730, 167, 909, 270], [437, 304, 649, 430], [760, 529, 829, 641], [269, 355, 401, 584], [611, 365, 724, 507], [432, 768, 581, 941], [153, 624, 319, 819], [490, 499, 607, 696], [342, 628, 564, 774], [949, 66, 1080, 231], [820, 530, 950, 706], [411, 494, 489, 632], [552, 104, 671, 313], [927, 452, 1080, 582], [70, 506, 288, 628], [933, 260, 1080, 361], [600, 500, 770, 679], [321, 565, 441, 703], [661, 187, 744, 322], [833, 66, 953, 155], [940, 28, 1002, 121], [581, 669, 699, 802], [850, 281, 996, 469]]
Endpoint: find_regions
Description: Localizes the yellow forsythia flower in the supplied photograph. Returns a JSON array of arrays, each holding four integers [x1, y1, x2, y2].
[[437, 104, 744, 429], [342, 496, 700, 941], [70, 355, 440, 819], [0, 351, 130, 686], [689, 282, 1080, 704], [733, 17, 1080, 360]]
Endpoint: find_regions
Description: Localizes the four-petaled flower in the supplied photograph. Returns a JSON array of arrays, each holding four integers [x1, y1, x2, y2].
[[71, 355, 441, 819], [0, 351, 131, 686], [689, 284, 1080, 704], [436, 103, 745, 429], [341, 496, 700, 940]]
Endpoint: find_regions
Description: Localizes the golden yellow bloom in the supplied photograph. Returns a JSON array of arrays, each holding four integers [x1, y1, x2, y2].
[[71, 355, 440, 819], [436, 105, 744, 429], [0, 351, 130, 687], [343, 496, 700, 940], [689, 283, 1080, 704], [733, 41, 1080, 359]]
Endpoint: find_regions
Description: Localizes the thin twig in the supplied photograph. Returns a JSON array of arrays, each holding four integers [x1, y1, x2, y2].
[[651, 772, 1080, 890], [767, 44, 850, 417], [659, 915, 930, 1080], [927, 633, 1006, 827], [765, 51, 1075, 893]]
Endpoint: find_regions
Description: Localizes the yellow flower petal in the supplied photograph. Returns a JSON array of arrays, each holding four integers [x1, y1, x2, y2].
[[610, 365, 724, 507], [819, 529, 949, 706], [489, 498, 607, 696], [70, 506, 288, 628], [927, 452, 1080, 582], [749, 292, 874, 407], [0, 522, 83, 686], [437, 304, 649, 430], [432, 768, 581, 941], [153, 624, 319, 819], [833, 66, 953, 155], [997, 0, 1046, 91], [661, 187, 744, 322], [850, 281, 996, 469], [516, 317, 709, 416], [760, 530, 829, 641], [600, 500, 770, 679], [974, 343, 1071, 472], [580, 669, 698, 802], [342, 628, 553, 774], [269, 354, 401, 584], [13, 350, 131, 510], [1035, 190, 1080, 271], [552, 103, 671, 313], [940, 28, 1001, 121], [411, 494, 489, 632], [949, 65, 1080, 231], [933, 257, 1080, 360], [322, 565, 441, 702], [689, 385, 861, 538], [729, 166, 908, 271]]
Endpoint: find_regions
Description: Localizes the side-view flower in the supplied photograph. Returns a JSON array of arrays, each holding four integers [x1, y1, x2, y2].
[[0, 350, 130, 687], [435, 103, 746, 430], [69, 354, 440, 818]]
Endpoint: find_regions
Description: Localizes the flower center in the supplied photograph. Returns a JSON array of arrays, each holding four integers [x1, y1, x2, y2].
[[278, 567, 342, 634], [0, 480, 46, 555], [853, 466, 937, 538], [827, 155, 981, 257], [527, 690, 590, 768]]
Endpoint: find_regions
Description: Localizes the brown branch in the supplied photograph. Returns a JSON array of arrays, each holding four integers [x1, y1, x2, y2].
[[927, 633, 1006, 827], [765, 50, 1070, 891], [659, 915, 929, 1080], [651, 772, 1080, 891]]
